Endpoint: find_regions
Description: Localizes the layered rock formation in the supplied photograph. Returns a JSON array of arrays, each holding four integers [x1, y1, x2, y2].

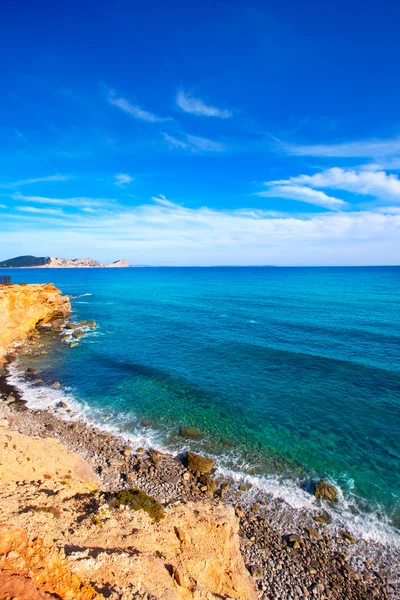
[[0, 283, 70, 360]]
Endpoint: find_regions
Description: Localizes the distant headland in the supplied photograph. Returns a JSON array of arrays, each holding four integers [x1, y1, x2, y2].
[[0, 255, 129, 268]]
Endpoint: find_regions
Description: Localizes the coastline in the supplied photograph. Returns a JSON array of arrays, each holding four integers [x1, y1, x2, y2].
[[1, 346, 398, 599]]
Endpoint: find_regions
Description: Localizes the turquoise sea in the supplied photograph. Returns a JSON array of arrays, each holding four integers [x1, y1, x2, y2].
[[3, 266, 400, 542]]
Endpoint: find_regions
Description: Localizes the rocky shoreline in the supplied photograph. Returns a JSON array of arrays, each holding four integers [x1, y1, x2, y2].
[[0, 324, 399, 599]]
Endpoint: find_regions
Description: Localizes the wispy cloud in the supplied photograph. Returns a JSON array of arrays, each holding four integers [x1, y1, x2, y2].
[[282, 137, 400, 158], [107, 89, 170, 122], [186, 134, 226, 152], [161, 131, 226, 152], [257, 184, 346, 210], [151, 194, 176, 207], [0, 174, 68, 189], [114, 173, 133, 187], [162, 132, 188, 149], [0, 204, 6, 209], [272, 167, 400, 200], [13, 192, 117, 209], [176, 90, 232, 118], [17, 206, 64, 216]]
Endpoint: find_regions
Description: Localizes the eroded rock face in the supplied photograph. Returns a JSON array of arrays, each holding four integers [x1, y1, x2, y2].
[[0, 526, 102, 600], [0, 283, 70, 360]]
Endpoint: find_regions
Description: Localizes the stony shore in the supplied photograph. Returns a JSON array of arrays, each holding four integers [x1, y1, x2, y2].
[[0, 344, 398, 599]]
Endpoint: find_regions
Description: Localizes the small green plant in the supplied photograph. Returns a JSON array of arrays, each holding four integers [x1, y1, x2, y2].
[[109, 488, 165, 522], [35, 506, 61, 518]]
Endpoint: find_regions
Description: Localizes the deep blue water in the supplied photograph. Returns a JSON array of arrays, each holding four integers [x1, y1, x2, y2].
[[3, 266, 400, 531]]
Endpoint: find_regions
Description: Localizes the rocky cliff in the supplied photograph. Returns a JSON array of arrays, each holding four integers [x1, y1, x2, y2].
[[0, 420, 257, 600], [0, 283, 70, 360]]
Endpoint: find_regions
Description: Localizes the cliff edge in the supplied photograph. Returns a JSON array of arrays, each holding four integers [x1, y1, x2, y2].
[[0, 421, 257, 600], [0, 283, 71, 360]]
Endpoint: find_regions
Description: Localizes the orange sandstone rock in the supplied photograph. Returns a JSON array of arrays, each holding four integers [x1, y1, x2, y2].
[[0, 283, 70, 360], [0, 526, 103, 600]]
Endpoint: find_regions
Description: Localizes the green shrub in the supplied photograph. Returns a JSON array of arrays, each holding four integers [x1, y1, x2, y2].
[[109, 488, 164, 522]]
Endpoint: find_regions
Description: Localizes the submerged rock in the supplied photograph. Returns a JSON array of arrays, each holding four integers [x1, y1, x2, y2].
[[180, 425, 203, 440], [186, 451, 214, 474], [313, 479, 338, 502]]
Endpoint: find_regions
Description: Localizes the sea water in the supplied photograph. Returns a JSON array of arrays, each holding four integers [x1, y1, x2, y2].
[[3, 266, 400, 545]]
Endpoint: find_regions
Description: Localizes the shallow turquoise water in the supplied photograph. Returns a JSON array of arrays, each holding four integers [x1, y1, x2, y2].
[[3, 266, 400, 527]]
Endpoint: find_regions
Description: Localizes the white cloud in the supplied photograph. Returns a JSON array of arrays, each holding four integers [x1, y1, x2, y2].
[[13, 193, 117, 208], [114, 173, 133, 187], [162, 132, 188, 149], [0, 175, 68, 188], [2, 197, 400, 266], [162, 132, 226, 152], [107, 89, 170, 122], [283, 137, 400, 158], [272, 167, 400, 200], [17, 206, 64, 216], [176, 90, 232, 118], [0, 204, 6, 209], [257, 184, 346, 210]]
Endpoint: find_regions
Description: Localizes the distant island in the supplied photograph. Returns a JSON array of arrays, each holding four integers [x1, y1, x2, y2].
[[0, 255, 129, 268]]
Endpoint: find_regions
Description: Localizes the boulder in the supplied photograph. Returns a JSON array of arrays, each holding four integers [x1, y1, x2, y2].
[[180, 426, 203, 440], [198, 473, 217, 491], [51, 318, 65, 331], [26, 368, 38, 376], [186, 451, 214, 474], [72, 330, 84, 339], [65, 322, 81, 330], [313, 479, 338, 502]]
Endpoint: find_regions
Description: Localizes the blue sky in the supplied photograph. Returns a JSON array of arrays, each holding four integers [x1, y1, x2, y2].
[[1, 0, 400, 265]]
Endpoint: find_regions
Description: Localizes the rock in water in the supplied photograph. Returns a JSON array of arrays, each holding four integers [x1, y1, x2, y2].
[[26, 368, 38, 376], [186, 451, 214, 473], [180, 425, 203, 440], [313, 479, 338, 501]]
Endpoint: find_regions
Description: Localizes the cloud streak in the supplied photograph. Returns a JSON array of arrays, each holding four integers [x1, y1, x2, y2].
[[108, 89, 170, 122], [13, 193, 117, 209], [282, 137, 400, 158], [0, 175, 68, 188], [257, 184, 347, 210], [161, 132, 226, 152], [176, 90, 232, 118], [17, 206, 64, 216]]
